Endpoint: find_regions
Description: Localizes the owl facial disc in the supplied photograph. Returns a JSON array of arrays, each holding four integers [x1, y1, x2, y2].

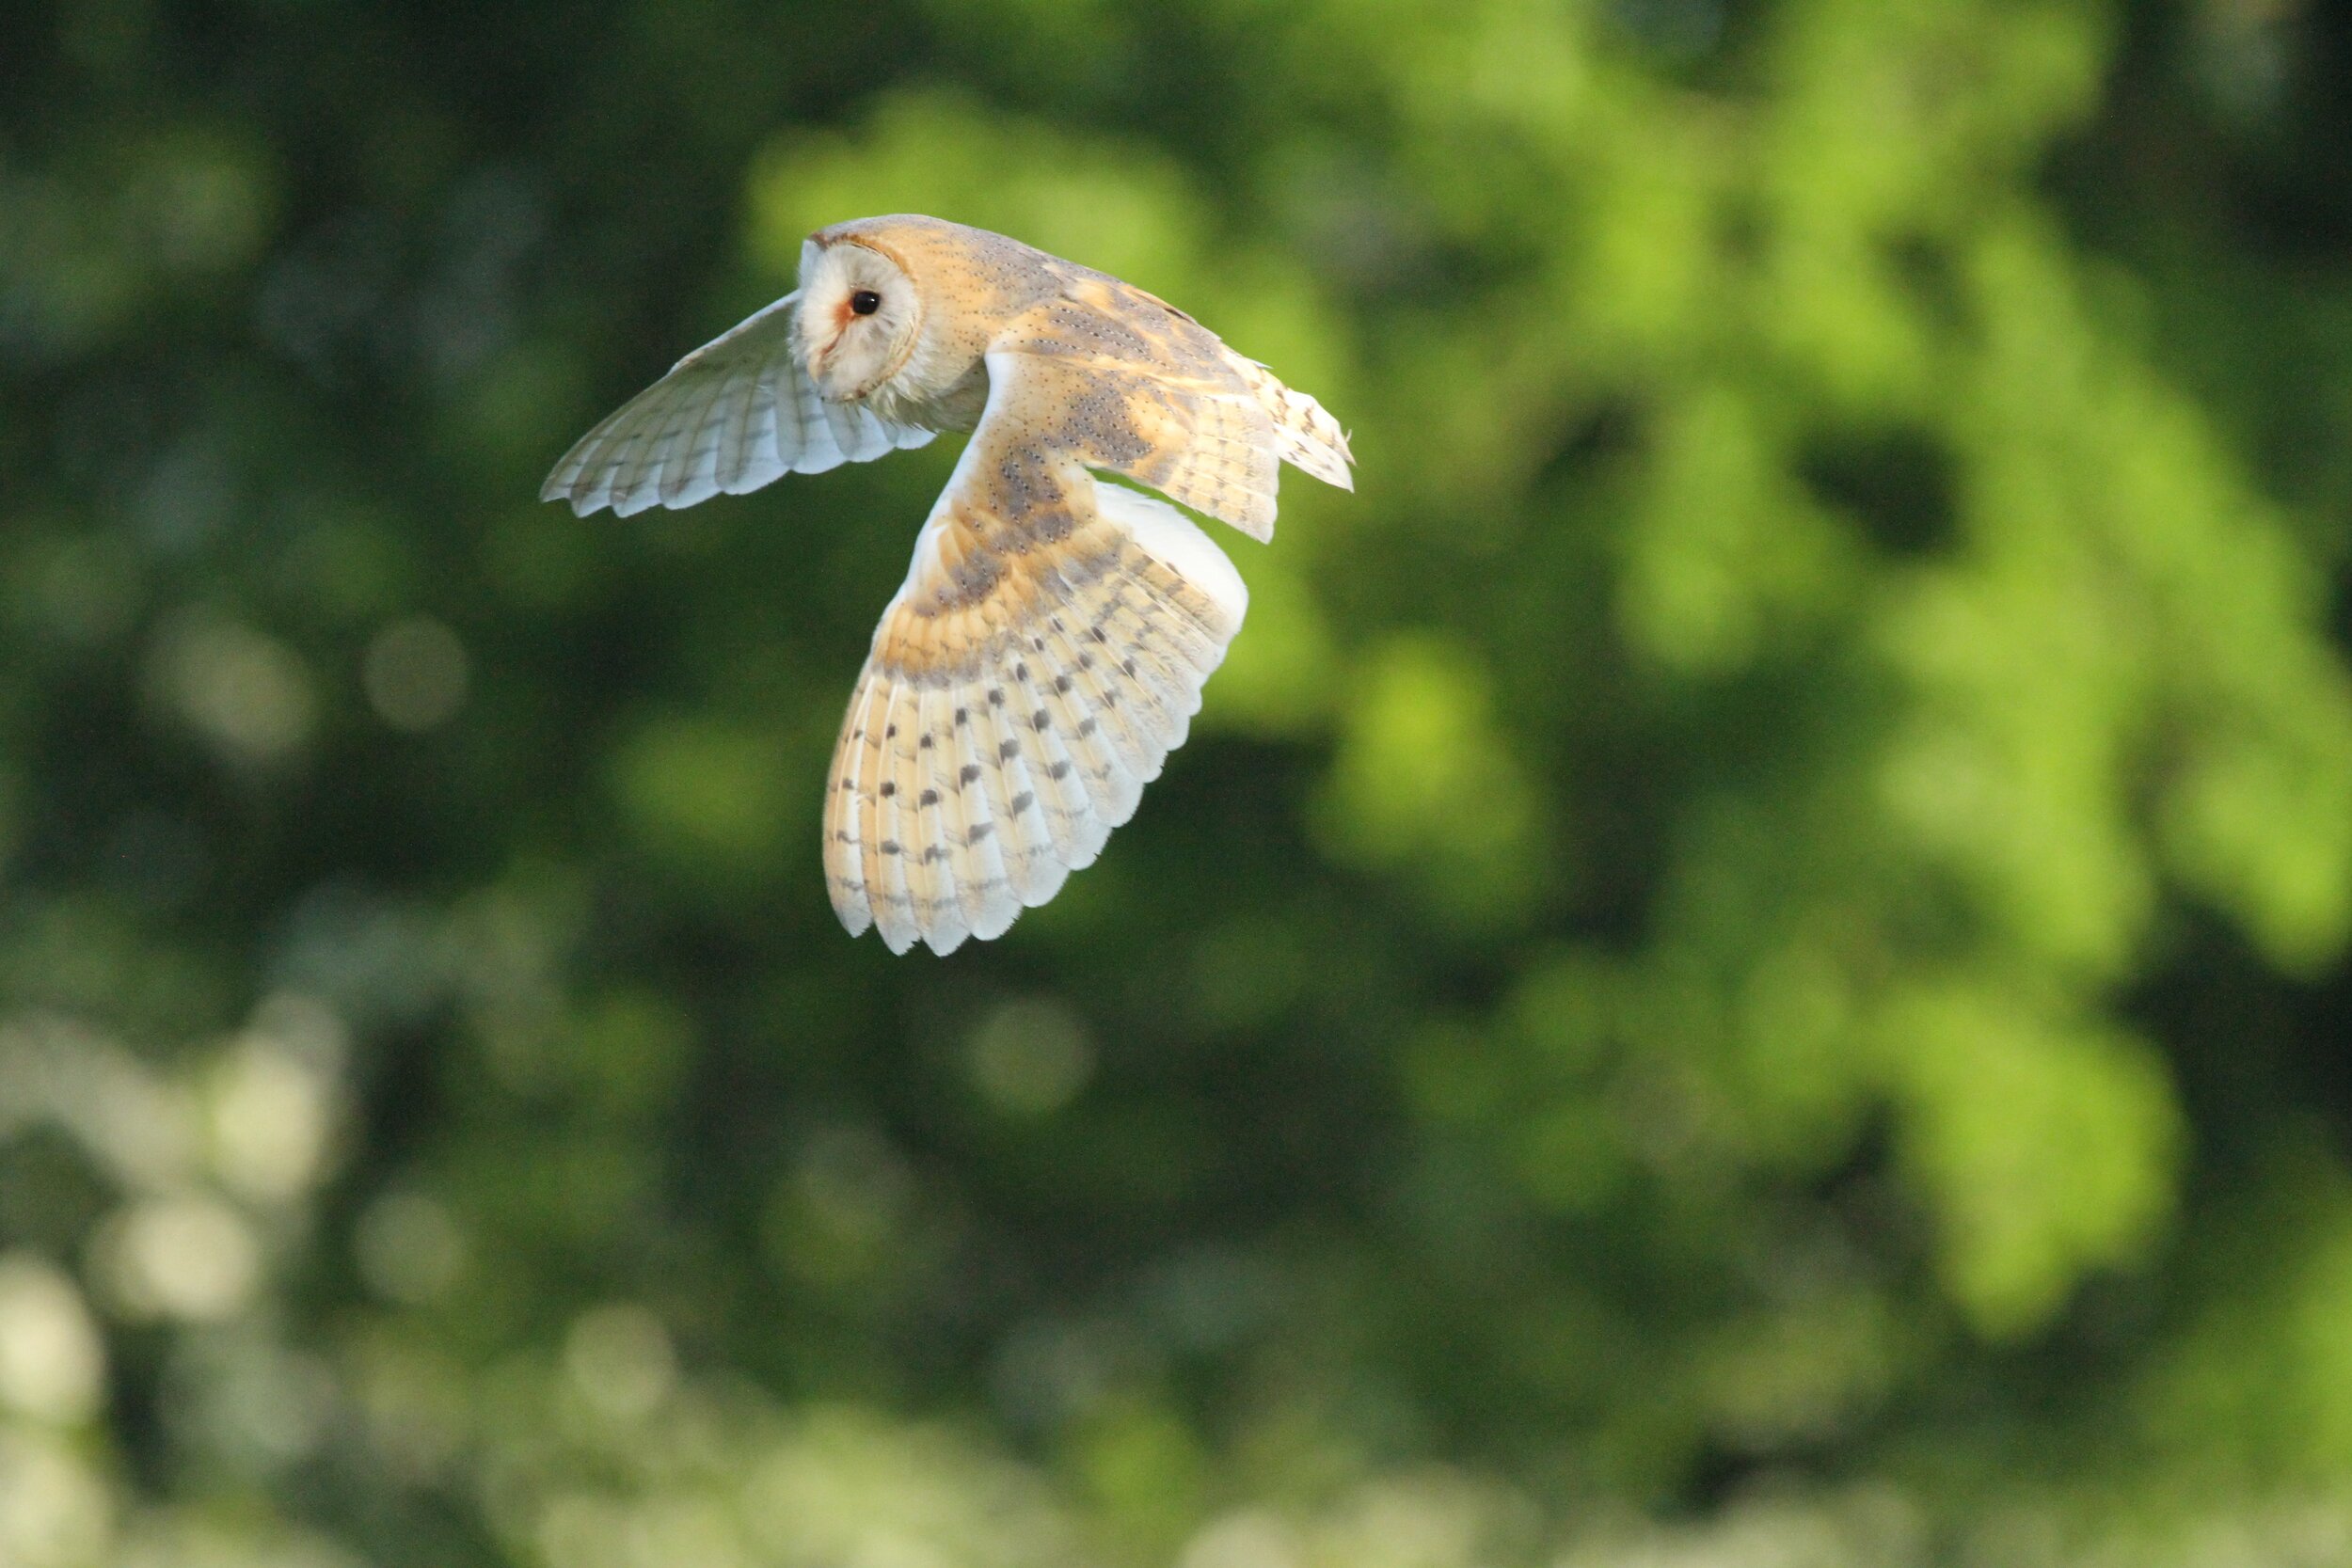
[[796, 237, 923, 403]]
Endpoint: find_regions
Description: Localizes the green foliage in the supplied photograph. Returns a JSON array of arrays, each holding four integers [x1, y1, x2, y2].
[[7, 1, 2352, 1564]]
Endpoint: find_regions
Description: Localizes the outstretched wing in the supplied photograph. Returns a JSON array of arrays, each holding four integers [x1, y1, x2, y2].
[[541, 293, 934, 518], [824, 348, 1251, 955], [996, 270, 1355, 542]]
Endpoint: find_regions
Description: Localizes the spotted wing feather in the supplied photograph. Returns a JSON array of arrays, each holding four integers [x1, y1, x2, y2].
[[995, 273, 1354, 543], [824, 349, 1250, 954]]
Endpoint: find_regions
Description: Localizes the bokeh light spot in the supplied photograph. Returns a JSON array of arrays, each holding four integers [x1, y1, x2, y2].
[[966, 997, 1095, 1117], [362, 616, 470, 732]]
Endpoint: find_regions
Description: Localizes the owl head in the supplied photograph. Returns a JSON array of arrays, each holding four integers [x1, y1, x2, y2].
[[794, 216, 1053, 417], [794, 230, 927, 404]]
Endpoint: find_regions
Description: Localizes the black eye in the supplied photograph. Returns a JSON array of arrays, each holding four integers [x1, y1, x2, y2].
[[850, 290, 882, 316]]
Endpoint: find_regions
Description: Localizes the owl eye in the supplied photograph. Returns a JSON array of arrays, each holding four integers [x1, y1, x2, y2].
[[850, 290, 882, 316]]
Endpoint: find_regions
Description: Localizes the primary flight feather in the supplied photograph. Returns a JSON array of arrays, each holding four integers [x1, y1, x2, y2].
[[544, 214, 1354, 954]]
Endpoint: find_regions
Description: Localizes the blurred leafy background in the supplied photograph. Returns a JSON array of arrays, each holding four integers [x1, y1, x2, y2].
[[8, 0, 2352, 1563]]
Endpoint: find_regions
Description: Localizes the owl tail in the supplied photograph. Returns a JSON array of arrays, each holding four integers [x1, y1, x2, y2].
[[1232, 356, 1355, 493], [823, 480, 1248, 955]]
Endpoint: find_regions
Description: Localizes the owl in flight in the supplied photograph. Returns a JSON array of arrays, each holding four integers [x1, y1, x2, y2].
[[543, 214, 1353, 954]]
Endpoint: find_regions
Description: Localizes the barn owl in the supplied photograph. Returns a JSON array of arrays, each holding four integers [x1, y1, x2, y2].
[[543, 214, 1353, 954]]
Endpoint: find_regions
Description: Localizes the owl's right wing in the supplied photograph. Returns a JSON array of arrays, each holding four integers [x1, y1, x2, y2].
[[996, 269, 1354, 543], [823, 347, 1250, 956], [541, 292, 935, 518]]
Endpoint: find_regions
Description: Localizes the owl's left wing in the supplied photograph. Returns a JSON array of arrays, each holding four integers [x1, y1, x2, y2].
[[824, 347, 1250, 955], [542, 292, 934, 518]]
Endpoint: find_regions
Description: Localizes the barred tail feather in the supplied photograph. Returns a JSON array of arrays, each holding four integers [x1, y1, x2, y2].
[[1232, 356, 1354, 493]]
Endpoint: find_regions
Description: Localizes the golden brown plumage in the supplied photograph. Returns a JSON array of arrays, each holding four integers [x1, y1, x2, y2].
[[543, 215, 1353, 953]]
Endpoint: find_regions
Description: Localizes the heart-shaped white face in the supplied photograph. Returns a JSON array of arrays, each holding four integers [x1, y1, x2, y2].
[[794, 237, 923, 404]]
